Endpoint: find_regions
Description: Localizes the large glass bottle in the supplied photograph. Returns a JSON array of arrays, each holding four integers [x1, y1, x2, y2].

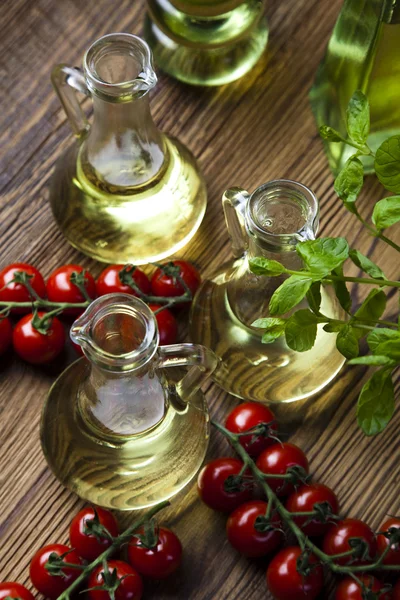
[[144, 0, 268, 86], [190, 180, 345, 404], [41, 294, 217, 510], [310, 0, 400, 173], [50, 33, 207, 264]]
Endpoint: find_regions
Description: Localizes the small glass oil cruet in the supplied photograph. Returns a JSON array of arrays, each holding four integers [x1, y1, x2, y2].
[[41, 294, 217, 510], [190, 180, 345, 404], [49, 33, 207, 264]]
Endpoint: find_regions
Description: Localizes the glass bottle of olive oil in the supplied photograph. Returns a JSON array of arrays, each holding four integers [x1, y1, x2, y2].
[[41, 294, 217, 510], [144, 0, 268, 86], [50, 33, 207, 264], [310, 0, 400, 173]]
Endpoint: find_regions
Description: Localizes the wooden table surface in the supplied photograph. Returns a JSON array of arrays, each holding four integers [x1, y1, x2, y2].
[[1, 0, 399, 598]]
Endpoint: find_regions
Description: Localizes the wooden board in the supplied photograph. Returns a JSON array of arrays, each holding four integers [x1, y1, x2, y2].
[[0, 0, 399, 598]]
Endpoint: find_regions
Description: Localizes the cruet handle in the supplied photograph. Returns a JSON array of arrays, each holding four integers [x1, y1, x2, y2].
[[222, 187, 250, 258], [157, 343, 219, 403], [51, 65, 90, 138]]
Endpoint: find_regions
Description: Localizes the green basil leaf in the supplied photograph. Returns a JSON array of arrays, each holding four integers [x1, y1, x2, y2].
[[375, 135, 400, 193], [346, 90, 370, 145], [249, 257, 287, 277], [357, 369, 395, 436], [336, 324, 359, 359], [306, 281, 322, 315], [367, 328, 400, 353], [252, 317, 286, 329], [376, 339, 400, 361], [285, 310, 320, 352], [319, 125, 343, 142], [349, 249, 386, 280], [323, 322, 343, 333], [334, 155, 364, 211], [252, 317, 286, 344], [354, 289, 387, 329], [372, 196, 400, 231], [332, 266, 352, 312], [349, 355, 396, 366], [296, 237, 349, 277], [269, 275, 313, 316]]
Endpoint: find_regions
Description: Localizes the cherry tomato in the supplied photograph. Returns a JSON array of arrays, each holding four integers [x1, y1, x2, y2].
[[267, 546, 323, 600], [87, 560, 143, 600], [335, 575, 391, 600], [0, 583, 34, 600], [285, 483, 339, 537], [226, 500, 283, 557], [46, 265, 96, 315], [256, 443, 309, 497], [13, 312, 65, 364], [128, 526, 182, 579], [322, 518, 377, 565], [69, 506, 119, 561], [150, 260, 201, 302], [197, 457, 252, 513], [393, 580, 400, 600], [0, 263, 46, 313], [225, 402, 278, 458], [30, 544, 83, 599], [96, 265, 151, 298], [377, 517, 400, 565], [149, 304, 178, 345], [0, 317, 12, 355]]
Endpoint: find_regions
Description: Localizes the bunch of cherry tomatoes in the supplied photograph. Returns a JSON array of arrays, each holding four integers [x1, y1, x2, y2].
[[0, 506, 182, 600], [0, 260, 201, 364], [197, 402, 400, 600]]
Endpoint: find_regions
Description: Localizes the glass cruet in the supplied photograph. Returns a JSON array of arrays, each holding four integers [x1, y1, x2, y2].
[[40, 294, 218, 510], [49, 33, 207, 264], [189, 180, 346, 404]]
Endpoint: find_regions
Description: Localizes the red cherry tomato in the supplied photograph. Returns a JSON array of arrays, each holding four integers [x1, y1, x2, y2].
[[30, 544, 83, 599], [335, 575, 391, 600], [0, 583, 35, 600], [225, 402, 278, 458], [285, 483, 339, 537], [150, 260, 201, 302], [322, 518, 377, 565], [0, 317, 13, 355], [393, 580, 400, 600], [226, 500, 283, 557], [13, 312, 65, 364], [149, 304, 178, 345], [267, 546, 323, 600], [0, 263, 46, 313], [128, 526, 182, 579], [69, 506, 119, 561], [96, 265, 151, 298], [377, 517, 400, 565], [197, 457, 252, 513], [46, 265, 96, 315], [87, 560, 143, 600], [256, 443, 309, 497]]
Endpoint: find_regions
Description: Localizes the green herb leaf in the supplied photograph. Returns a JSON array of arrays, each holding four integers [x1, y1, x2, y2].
[[334, 155, 364, 211], [349, 249, 386, 280], [332, 266, 352, 312], [285, 310, 320, 352], [296, 237, 349, 277], [249, 257, 287, 277], [354, 289, 387, 324], [372, 196, 400, 231], [269, 275, 313, 316], [252, 317, 287, 344], [323, 322, 343, 333], [306, 282, 322, 315], [349, 355, 396, 366], [375, 135, 400, 193], [319, 125, 344, 142], [336, 324, 359, 359], [367, 328, 400, 353], [376, 339, 400, 361], [346, 90, 370, 145], [357, 369, 395, 436]]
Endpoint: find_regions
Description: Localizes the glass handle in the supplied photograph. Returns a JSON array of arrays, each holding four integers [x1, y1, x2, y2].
[[223, 187, 250, 258], [51, 65, 90, 138], [158, 343, 219, 402]]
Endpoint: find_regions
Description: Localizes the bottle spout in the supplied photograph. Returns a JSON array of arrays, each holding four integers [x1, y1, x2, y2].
[[223, 187, 250, 258]]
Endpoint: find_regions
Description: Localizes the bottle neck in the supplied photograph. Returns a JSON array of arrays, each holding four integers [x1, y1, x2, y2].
[[82, 94, 166, 188]]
